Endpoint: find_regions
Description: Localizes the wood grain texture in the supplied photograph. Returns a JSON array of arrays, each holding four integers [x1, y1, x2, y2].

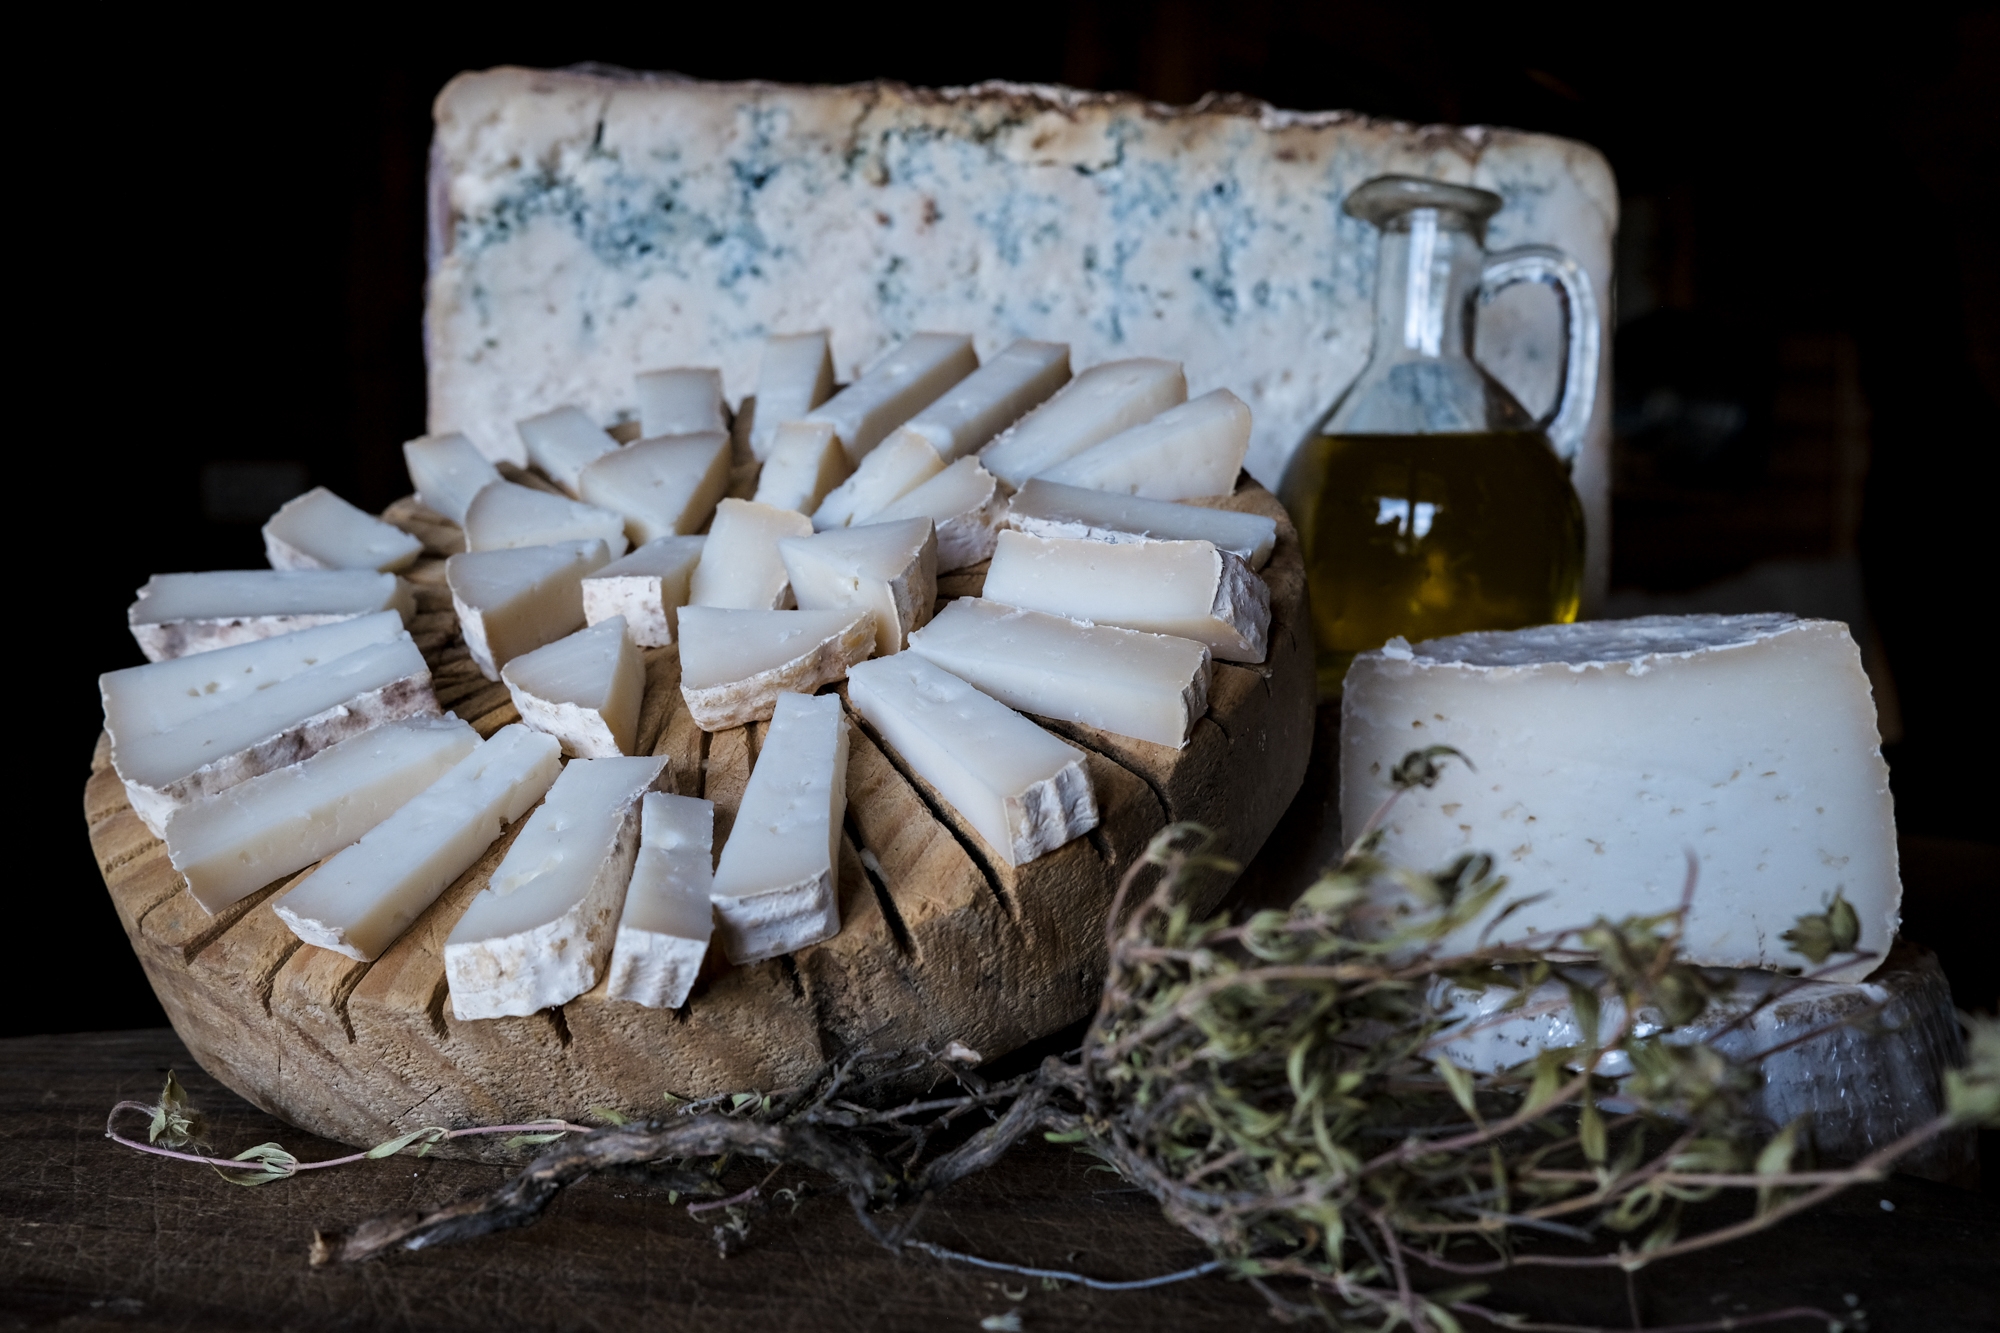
[[87, 483, 1313, 1151]]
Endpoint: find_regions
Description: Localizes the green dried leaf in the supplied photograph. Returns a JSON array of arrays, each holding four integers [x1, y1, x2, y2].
[[1579, 1098, 1607, 1166], [503, 1131, 566, 1150], [591, 1106, 629, 1126], [1434, 1056, 1478, 1120], [1781, 891, 1860, 964], [365, 1126, 446, 1159], [222, 1142, 298, 1187], [147, 1072, 204, 1150], [1944, 1014, 2000, 1127]]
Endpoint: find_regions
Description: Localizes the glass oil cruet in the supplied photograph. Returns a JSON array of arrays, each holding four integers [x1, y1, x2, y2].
[[1279, 175, 1601, 695]]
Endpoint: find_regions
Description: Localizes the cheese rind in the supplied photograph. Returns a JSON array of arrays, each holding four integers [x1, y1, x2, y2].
[[848, 654, 1098, 866], [979, 359, 1186, 489], [501, 617, 645, 757], [1038, 388, 1251, 500], [165, 715, 479, 914], [983, 531, 1269, 663], [403, 432, 502, 522], [872, 457, 1009, 571], [263, 487, 423, 573], [448, 539, 613, 680], [811, 429, 947, 531], [779, 518, 937, 657], [804, 333, 977, 463], [273, 725, 563, 961], [897, 340, 1071, 461], [687, 498, 815, 610], [748, 331, 837, 461], [1007, 478, 1277, 569], [636, 367, 727, 439], [577, 431, 732, 545], [445, 754, 670, 1018], [909, 599, 1210, 749], [1340, 615, 1901, 984], [604, 792, 716, 1009], [582, 536, 704, 647], [710, 692, 848, 963], [677, 607, 874, 730], [128, 570, 414, 661], [462, 480, 629, 556], [753, 420, 852, 514], [517, 406, 620, 494]]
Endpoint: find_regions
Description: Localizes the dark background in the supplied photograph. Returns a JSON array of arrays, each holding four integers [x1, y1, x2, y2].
[[20, 6, 1995, 1035]]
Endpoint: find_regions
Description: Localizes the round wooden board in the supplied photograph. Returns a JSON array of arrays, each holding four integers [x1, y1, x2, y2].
[[87, 482, 1314, 1152]]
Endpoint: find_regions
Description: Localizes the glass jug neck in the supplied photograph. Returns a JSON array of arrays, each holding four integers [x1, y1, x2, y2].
[[1370, 208, 1486, 365]]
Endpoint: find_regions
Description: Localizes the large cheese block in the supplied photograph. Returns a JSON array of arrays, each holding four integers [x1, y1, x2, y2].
[[426, 70, 1618, 601]]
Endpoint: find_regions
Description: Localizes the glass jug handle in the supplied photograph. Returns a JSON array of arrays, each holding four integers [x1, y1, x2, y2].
[[1479, 247, 1601, 465]]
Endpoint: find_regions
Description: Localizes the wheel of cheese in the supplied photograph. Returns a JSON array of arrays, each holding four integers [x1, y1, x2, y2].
[[87, 482, 1313, 1151]]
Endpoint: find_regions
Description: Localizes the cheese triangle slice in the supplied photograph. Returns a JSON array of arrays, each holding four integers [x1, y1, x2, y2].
[[804, 332, 977, 463], [577, 431, 731, 544], [636, 367, 727, 438], [897, 339, 1071, 461], [583, 536, 705, 647], [779, 517, 937, 657], [463, 480, 629, 556], [605, 792, 716, 1009], [747, 330, 836, 461], [1037, 389, 1251, 500], [810, 429, 945, 530], [677, 607, 873, 730], [516, 406, 619, 494], [874, 457, 1009, 572], [753, 420, 851, 513], [502, 616, 645, 757], [128, 569, 414, 661], [1006, 478, 1277, 569], [403, 432, 502, 523], [447, 539, 613, 680], [263, 487, 423, 573], [979, 358, 1186, 489], [688, 499, 814, 611]]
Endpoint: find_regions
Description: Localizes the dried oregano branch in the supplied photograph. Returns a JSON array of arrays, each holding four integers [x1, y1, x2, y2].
[[111, 749, 2000, 1332]]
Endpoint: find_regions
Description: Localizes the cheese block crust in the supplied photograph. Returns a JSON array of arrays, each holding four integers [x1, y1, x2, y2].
[[88, 481, 1312, 1154]]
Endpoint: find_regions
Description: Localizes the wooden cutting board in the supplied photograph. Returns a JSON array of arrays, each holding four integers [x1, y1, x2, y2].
[[85, 483, 1313, 1152]]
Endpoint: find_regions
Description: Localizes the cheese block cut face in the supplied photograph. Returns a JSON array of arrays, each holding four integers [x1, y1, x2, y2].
[[897, 339, 1071, 462], [578, 431, 732, 546], [463, 480, 629, 556], [981, 359, 1186, 490], [403, 432, 501, 522], [446, 539, 613, 680], [636, 367, 727, 439], [501, 616, 645, 758], [263, 487, 423, 573], [677, 606, 873, 730], [517, 406, 620, 495], [1007, 478, 1277, 569], [747, 331, 836, 461], [872, 457, 1009, 572], [1037, 389, 1252, 501], [128, 569, 415, 661], [1340, 614, 1902, 984], [779, 518, 937, 658], [582, 535, 704, 647]]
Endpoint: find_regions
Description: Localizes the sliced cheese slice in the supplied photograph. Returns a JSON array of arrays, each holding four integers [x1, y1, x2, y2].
[[502, 617, 644, 757], [516, 406, 619, 495], [1038, 388, 1251, 500], [873, 457, 1009, 572], [804, 332, 977, 463], [710, 692, 848, 964], [748, 330, 836, 461], [444, 753, 669, 1018], [982, 531, 1269, 664], [165, 715, 478, 914], [753, 420, 852, 514], [605, 793, 716, 1009], [908, 599, 1211, 749], [577, 431, 731, 545], [979, 359, 1186, 489], [462, 480, 629, 556], [677, 607, 873, 730], [897, 339, 1071, 461], [848, 654, 1097, 867], [582, 536, 704, 647], [101, 612, 438, 836], [779, 518, 937, 657], [1007, 478, 1277, 569], [273, 725, 562, 962], [263, 487, 423, 573], [447, 539, 613, 681], [810, 429, 946, 531], [128, 569, 414, 662], [403, 432, 501, 523], [1341, 615, 1902, 984], [637, 367, 728, 438], [687, 498, 814, 611]]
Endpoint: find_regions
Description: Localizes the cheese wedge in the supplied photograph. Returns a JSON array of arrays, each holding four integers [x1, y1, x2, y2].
[[263, 487, 423, 573], [677, 607, 874, 730], [896, 339, 1071, 461], [165, 715, 479, 914], [101, 612, 438, 837], [273, 725, 563, 962], [873, 458, 1010, 572], [1341, 615, 1902, 984], [516, 406, 619, 495], [637, 367, 728, 438], [779, 518, 937, 657], [502, 617, 644, 757], [462, 480, 629, 556], [605, 793, 716, 1009], [979, 359, 1186, 489], [577, 431, 731, 545], [1039, 389, 1252, 500], [1007, 478, 1277, 569], [810, 429, 946, 530], [403, 432, 501, 523], [444, 753, 670, 1018], [909, 599, 1211, 749], [983, 531, 1269, 664], [804, 332, 977, 463], [711, 692, 849, 964], [582, 536, 704, 647], [753, 420, 852, 514], [848, 654, 1097, 866], [128, 570, 414, 662], [447, 539, 613, 681], [687, 498, 814, 611], [747, 330, 837, 461]]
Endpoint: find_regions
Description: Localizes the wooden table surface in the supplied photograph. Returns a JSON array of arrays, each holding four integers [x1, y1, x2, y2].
[[3, 1029, 1995, 1332]]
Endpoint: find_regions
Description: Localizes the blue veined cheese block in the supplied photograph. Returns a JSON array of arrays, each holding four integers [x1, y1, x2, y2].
[[424, 71, 1620, 601]]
